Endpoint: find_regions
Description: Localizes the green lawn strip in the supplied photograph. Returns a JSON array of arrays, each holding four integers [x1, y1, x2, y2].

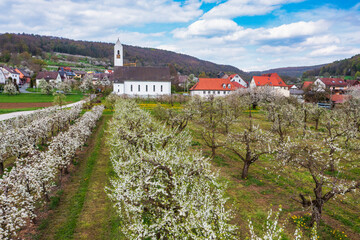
[[0, 107, 42, 114], [0, 93, 84, 103], [52, 116, 106, 239], [72, 115, 124, 239]]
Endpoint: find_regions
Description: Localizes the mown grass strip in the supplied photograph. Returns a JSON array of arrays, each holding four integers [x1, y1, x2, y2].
[[54, 116, 106, 240]]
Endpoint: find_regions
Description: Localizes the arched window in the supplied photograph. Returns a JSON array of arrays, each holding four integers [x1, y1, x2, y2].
[[116, 50, 121, 59]]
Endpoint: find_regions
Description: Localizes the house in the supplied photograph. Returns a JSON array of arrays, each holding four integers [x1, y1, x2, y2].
[[0, 66, 20, 84], [302, 81, 313, 90], [15, 68, 31, 84], [228, 74, 247, 88], [314, 78, 348, 94], [74, 70, 86, 79], [112, 39, 171, 96], [190, 78, 244, 97], [250, 73, 290, 97], [36, 71, 61, 86], [217, 72, 229, 79], [105, 69, 114, 74], [0, 68, 6, 84]]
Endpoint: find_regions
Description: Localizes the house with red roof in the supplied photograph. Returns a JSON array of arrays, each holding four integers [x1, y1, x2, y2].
[[190, 78, 244, 97], [227, 74, 247, 88], [249, 73, 290, 97], [313, 78, 360, 95]]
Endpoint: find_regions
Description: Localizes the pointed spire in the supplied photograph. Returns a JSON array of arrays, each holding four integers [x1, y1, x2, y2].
[[116, 38, 121, 45]]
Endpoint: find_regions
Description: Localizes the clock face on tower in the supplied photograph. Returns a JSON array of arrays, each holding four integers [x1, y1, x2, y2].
[[117, 50, 121, 59]]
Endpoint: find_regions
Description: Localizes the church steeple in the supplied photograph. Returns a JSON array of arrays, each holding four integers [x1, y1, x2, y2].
[[114, 38, 123, 67]]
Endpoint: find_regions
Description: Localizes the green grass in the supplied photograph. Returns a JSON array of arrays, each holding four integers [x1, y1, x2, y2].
[[54, 117, 106, 239], [0, 93, 84, 103]]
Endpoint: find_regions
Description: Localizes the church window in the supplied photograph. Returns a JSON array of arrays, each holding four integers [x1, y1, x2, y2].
[[117, 50, 121, 59], [153, 85, 155, 92], [138, 85, 140, 91], [161, 85, 163, 92], [118, 89, 119, 92], [208, 91, 210, 94], [203, 91, 206, 94], [130, 85, 133, 92], [146, 85, 148, 92], [224, 91, 226, 94], [217, 91, 220, 94]]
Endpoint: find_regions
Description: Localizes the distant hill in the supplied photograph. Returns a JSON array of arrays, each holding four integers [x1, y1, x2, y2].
[[0, 33, 246, 78], [249, 64, 327, 78], [302, 54, 360, 78]]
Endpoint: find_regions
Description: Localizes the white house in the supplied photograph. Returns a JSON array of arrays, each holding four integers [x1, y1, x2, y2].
[[228, 74, 247, 88], [0, 66, 20, 84], [0, 68, 6, 84], [190, 78, 244, 97], [36, 71, 62, 86], [112, 39, 171, 96], [250, 73, 290, 97]]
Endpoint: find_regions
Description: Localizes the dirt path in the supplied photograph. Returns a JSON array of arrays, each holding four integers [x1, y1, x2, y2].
[[34, 115, 122, 240]]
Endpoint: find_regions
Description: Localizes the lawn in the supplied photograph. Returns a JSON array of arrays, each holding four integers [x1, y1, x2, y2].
[[0, 93, 84, 103]]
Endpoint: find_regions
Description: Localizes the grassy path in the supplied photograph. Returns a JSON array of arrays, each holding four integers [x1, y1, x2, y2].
[[35, 115, 122, 240]]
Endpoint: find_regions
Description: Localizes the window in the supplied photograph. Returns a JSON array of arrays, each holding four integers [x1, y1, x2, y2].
[[228, 84, 231, 89], [130, 85, 133, 92], [138, 85, 140, 91], [217, 91, 220, 94], [203, 91, 206, 94], [224, 91, 226, 94], [208, 91, 210, 94], [153, 85, 155, 92], [146, 85, 148, 92], [213, 91, 215, 94], [161, 85, 163, 92], [223, 84, 226, 89], [118, 89, 119, 92]]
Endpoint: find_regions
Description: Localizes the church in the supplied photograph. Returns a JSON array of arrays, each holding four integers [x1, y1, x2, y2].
[[112, 39, 172, 96]]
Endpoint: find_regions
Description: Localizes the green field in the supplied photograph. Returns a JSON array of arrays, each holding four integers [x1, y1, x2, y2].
[[0, 93, 84, 103]]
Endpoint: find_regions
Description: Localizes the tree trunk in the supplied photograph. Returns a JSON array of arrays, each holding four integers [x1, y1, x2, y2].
[[211, 146, 216, 159], [311, 202, 323, 227], [0, 162, 4, 175], [241, 161, 251, 179], [315, 119, 319, 130]]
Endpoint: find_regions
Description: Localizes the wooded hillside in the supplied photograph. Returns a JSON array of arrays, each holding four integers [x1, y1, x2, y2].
[[0, 33, 246, 78]]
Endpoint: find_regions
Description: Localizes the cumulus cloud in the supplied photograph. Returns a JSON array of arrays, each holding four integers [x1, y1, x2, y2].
[[172, 18, 239, 38]]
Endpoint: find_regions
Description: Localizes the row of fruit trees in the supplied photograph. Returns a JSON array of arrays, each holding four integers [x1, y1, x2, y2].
[[0, 103, 104, 239]]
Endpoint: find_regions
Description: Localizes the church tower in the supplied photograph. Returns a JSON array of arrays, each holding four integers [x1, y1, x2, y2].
[[114, 38, 123, 67]]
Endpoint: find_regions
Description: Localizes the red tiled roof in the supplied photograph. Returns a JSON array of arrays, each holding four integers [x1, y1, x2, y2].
[[190, 78, 242, 91], [318, 78, 347, 87], [252, 73, 287, 87], [345, 80, 360, 87], [331, 94, 351, 104], [302, 81, 313, 90]]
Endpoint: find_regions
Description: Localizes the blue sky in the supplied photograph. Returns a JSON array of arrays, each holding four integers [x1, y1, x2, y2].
[[0, 0, 359, 71]]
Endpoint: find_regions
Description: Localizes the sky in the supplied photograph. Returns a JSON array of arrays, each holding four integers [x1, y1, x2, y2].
[[0, 0, 360, 71]]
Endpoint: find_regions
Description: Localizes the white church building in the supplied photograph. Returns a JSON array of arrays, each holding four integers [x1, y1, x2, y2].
[[112, 39, 171, 96]]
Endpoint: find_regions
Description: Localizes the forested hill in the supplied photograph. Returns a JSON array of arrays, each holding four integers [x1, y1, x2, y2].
[[0, 33, 245, 77], [302, 54, 360, 78], [249, 64, 327, 78]]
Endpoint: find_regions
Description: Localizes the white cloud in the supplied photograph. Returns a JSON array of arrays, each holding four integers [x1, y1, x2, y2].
[[172, 18, 239, 38], [309, 45, 360, 57], [173, 19, 329, 43], [202, 0, 304, 19], [0, 0, 203, 41], [301, 35, 340, 46]]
